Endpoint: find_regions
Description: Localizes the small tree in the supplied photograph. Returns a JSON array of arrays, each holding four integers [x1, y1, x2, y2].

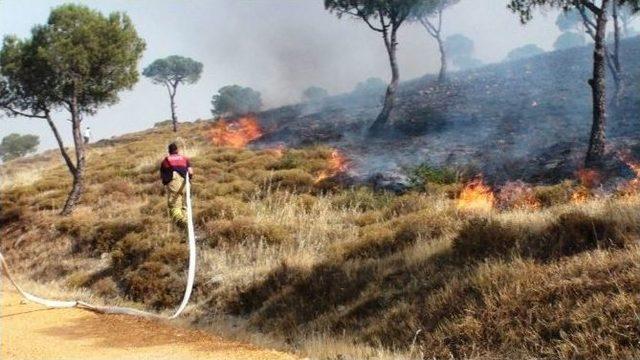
[[506, 44, 545, 61], [353, 77, 387, 96], [325, 0, 421, 135], [0, 133, 39, 161], [445, 34, 483, 70], [0, 4, 145, 214], [554, 32, 587, 50], [302, 86, 329, 102], [211, 85, 262, 117], [143, 55, 203, 132], [509, 0, 640, 167], [411, 0, 460, 83]]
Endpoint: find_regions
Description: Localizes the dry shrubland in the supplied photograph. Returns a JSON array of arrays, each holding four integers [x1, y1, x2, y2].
[[2, 120, 640, 359]]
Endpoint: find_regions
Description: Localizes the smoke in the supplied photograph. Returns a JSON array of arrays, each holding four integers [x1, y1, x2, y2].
[[1, 0, 564, 152]]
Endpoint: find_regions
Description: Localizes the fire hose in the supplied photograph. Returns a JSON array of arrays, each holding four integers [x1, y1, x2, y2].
[[0, 173, 196, 320]]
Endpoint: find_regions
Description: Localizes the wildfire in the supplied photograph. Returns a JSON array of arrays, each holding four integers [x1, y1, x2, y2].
[[210, 115, 263, 149], [457, 177, 495, 212], [497, 180, 540, 210], [618, 152, 640, 195], [315, 150, 348, 183], [571, 168, 601, 204]]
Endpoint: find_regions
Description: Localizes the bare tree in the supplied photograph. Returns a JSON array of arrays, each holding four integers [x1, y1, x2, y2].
[[509, 0, 639, 167], [411, 0, 460, 83], [325, 0, 420, 136]]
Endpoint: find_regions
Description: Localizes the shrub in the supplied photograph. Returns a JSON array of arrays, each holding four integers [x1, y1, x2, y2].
[[393, 211, 453, 244], [384, 193, 431, 217], [533, 181, 574, 207], [331, 187, 390, 211], [258, 169, 315, 192], [534, 211, 636, 259], [74, 218, 147, 256], [453, 217, 523, 259], [111, 233, 155, 272], [204, 216, 289, 246], [335, 225, 396, 259], [194, 196, 251, 224], [123, 261, 184, 309], [92, 277, 120, 298]]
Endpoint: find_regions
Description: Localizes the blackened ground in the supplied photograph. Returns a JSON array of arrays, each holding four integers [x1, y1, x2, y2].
[[254, 36, 640, 186]]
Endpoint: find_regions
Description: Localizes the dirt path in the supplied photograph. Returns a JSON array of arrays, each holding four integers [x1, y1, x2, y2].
[[1, 286, 297, 360]]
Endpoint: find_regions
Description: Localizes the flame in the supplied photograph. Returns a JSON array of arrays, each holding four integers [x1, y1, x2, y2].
[[457, 178, 495, 212], [315, 150, 348, 183], [571, 187, 590, 204], [210, 115, 263, 149], [618, 153, 640, 195], [497, 180, 540, 210], [571, 168, 601, 203]]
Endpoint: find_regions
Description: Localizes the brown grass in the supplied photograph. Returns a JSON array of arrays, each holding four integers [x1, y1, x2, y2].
[[2, 120, 640, 359]]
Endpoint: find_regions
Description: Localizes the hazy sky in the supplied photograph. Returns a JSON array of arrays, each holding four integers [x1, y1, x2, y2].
[[0, 0, 566, 151]]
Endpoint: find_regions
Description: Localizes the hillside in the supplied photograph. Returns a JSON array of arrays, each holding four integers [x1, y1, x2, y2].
[[257, 36, 640, 186], [2, 40, 640, 359]]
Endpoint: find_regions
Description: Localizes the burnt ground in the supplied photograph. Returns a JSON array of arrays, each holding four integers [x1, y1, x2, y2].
[[252, 36, 640, 187]]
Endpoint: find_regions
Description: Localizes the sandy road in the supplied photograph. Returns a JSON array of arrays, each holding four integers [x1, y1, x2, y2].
[[1, 287, 297, 360]]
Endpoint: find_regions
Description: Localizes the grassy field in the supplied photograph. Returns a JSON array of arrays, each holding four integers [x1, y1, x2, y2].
[[2, 119, 640, 359]]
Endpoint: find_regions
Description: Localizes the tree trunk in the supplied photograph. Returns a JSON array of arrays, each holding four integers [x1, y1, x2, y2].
[[585, 1, 609, 168], [369, 26, 399, 136], [170, 91, 178, 132], [61, 96, 85, 215], [611, 1, 623, 106], [44, 110, 76, 175], [437, 34, 447, 83]]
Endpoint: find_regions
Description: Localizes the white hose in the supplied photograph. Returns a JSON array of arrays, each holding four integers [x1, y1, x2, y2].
[[0, 174, 197, 320], [169, 172, 196, 319]]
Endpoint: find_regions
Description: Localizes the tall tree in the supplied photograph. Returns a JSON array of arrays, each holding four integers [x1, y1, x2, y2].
[[445, 34, 483, 70], [0, 4, 145, 215], [509, 0, 639, 167], [410, 0, 460, 83], [143, 55, 203, 132], [325, 0, 421, 135]]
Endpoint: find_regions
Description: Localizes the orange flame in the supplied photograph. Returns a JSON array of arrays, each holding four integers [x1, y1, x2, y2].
[[457, 178, 495, 212], [315, 150, 348, 183], [618, 153, 640, 195], [497, 181, 540, 210], [571, 168, 601, 204], [210, 115, 263, 149]]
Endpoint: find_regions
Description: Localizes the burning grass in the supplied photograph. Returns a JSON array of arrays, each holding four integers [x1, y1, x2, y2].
[[3, 119, 640, 359]]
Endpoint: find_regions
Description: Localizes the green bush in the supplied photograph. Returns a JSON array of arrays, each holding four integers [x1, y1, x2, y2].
[[408, 163, 458, 189]]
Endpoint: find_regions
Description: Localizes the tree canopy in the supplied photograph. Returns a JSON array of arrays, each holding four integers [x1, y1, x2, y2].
[[143, 55, 202, 131], [506, 44, 545, 61], [445, 34, 483, 70], [554, 31, 587, 50], [0, 133, 39, 161], [211, 85, 262, 117], [1, 4, 145, 116], [143, 55, 203, 86], [0, 4, 145, 214]]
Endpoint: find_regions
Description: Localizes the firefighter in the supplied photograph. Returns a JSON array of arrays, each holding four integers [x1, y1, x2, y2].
[[160, 142, 193, 227]]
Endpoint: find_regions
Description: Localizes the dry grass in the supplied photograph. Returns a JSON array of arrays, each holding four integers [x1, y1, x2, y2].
[[2, 120, 640, 359]]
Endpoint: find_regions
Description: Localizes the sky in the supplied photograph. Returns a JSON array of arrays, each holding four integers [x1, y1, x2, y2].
[[0, 0, 567, 152]]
